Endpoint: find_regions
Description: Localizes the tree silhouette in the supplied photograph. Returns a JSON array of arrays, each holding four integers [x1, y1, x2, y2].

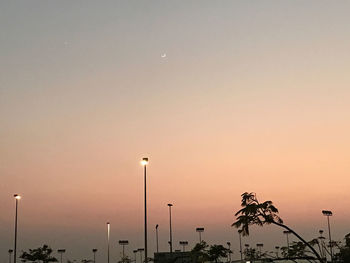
[[208, 245, 230, 263], [191, 241, 209, 263], [232, 192, 324, 263], [20, 245, 58, 263]]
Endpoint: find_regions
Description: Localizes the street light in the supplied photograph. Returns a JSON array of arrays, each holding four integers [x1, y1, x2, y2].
[[155, 224, 159, 253], [8, 249, 13, 263], [238, 230, 243, 262], [107, 222, 110, 263], [57, 249, 66, 263], [322, 210, 333, 263], [92, 249, 98, 263], [13, 194, 21, 263], [196, 227, 204, 243], [226, 242, 231, 263], [119, 240, 129, 259], [256, 244, 263, 258], [179, 241, 188, 252], [133, 250, 138, 263], [168, 204, 173, 253], [141, 157, 149, 263], [275, 246, 280, 258], [319, 230, 326, 260], [283, 230, 291, 257], [137, 248, 144, 263]]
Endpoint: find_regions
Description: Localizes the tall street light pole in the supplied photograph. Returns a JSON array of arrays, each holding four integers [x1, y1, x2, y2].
[[196, 228, 204, 243], [13, 194, 21, 263], [107, 222, 110, 263], [92, 249, 98, 263], [168, 204, 173, 253], [322, 210, 333, 263], [155, 225, 159, 253], [141, 158, 149, 263]]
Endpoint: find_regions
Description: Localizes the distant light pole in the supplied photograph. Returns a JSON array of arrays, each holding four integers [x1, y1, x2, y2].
[[133, 250, 138, 263], [107, 222, 110, 263], [256, 243, 263, 258], [141, 158, 149, 263], [155, 224, 159, 253], [275, 246, 279, 258], [119, 240, 129, 259], [196, 227, 204, 243], [226, 242, 231, 263], [168, 204, 173, 253], [238, 230, 243, 262], [179, 241, 188, 252], [8, 249, 13, 263], [92, 249, 98, 263], [137, 248, 144, 263], [283, 230, 291, 257], [13, 194, 21, 263], [57, 249, 66, 263], [322, 210, 333, 263], [319, 230, 326, 260]]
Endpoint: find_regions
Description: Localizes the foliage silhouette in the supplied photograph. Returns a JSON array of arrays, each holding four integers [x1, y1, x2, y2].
[[20, 245, 58, 263], [232, 192, 324, 263], [207, 245, 230, 263]]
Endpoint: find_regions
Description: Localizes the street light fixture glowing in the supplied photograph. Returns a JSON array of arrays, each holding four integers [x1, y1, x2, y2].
[[141, 158, 149, 166], [14, 194, 21, 200]]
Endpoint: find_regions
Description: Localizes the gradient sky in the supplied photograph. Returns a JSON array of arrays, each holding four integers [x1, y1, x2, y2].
[[1, 1, 350, 262]]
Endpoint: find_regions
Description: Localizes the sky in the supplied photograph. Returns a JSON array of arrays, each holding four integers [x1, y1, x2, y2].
[[1, 0, 350, 262]]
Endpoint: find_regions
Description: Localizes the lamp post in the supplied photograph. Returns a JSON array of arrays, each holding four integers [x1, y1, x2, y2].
[[137, 248, 144, 263], [256, 243, 263, 258], [168, 204, 173, 253], [275, 246, 279, 258], [92, 249, 98, 263], [196, 227, 204, 243], [119, 240, 129, 259], [8, 249, 13, 263], [283, 230, 291, 257], [319, 230, 326, 260], [141, 158, 149, 263], [57, 249, 66, 263], [13, 194, 21, 263], [238, 230, 243, 262], [155, 224, 159, 253], [226, 242, 231, 263], [179, 241, 188, 252], [322, 210, 333, 263], [107, 222, 110, 263]]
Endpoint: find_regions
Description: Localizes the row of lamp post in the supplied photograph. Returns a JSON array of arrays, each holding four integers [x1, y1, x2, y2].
[[9, 159, 336, 263]]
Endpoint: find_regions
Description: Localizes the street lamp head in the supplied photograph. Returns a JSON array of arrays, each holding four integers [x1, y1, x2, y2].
[[322, 210, 333, 216], [227, 242, 231, 246], [141, 158, 149, 166], [8, 249, 13, 253], [156, 224, 159, 229], [92, 249, 98, 253], [283, 230, 291, 234], [119, 240, 129, 245], [167, 203, 173, 207], [133, 250, 138, 253], [275, 246, 279, 249], [57, 249, 66, 253], [196, 227, 204, 232], [14, 194, 21, 200], [107, 222, 110, 225], [319, 230, 324, 235]]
